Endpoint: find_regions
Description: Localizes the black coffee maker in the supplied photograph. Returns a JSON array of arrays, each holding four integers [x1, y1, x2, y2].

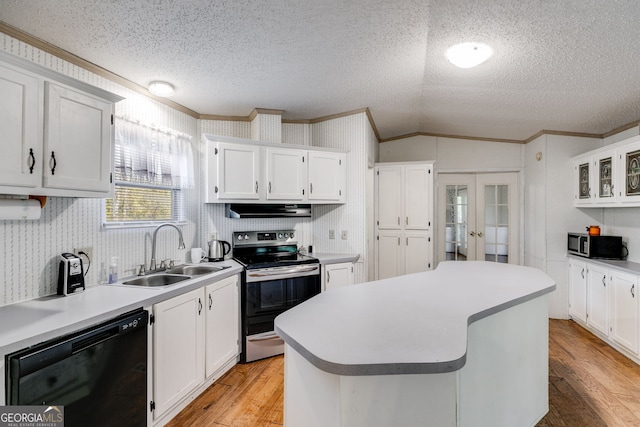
[[57, 252, 86, 296]]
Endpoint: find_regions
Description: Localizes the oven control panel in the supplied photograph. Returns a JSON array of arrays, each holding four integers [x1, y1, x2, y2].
[[234, 230, 296, 246]]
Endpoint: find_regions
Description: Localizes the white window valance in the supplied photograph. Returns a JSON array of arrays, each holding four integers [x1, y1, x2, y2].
[[114, 117, 195, 188]]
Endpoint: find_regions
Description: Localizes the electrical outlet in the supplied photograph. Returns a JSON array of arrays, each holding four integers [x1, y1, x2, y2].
[[329, 230, 335, 239], [74, 246, 93, 263], [341, 230, 348, 240]]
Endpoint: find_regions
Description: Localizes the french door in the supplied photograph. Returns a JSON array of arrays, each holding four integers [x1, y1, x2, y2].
[[437, 173, 519, 264]]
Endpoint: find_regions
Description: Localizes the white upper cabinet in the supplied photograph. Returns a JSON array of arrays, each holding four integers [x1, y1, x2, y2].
[[376, 166, 403, 229], [0, 61, 41, 189], [204, 134, 347, 204], [618, 139, 640, 204], [213, 142, 261, 200], [43, 82, 114, 194], [266, 147, 306, 201], [404, 164, 432, 230], [308, 150, 346, 202], [572, 135, 640, 208], [573, 154, 594, 206], [0, 51, 122, 198]]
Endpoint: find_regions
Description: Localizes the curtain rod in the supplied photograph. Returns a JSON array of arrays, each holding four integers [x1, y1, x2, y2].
[[115, 115, 193, 140]]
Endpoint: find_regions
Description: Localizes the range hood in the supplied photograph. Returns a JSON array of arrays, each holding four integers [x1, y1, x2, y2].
[[226, 204, 312, 218]]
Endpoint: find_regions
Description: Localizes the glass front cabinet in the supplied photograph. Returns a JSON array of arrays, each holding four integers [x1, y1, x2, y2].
[[573, 135, 640, 208]]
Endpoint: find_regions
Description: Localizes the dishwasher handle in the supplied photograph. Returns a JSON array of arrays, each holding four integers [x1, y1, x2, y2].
[[9, 308, 148, 378]]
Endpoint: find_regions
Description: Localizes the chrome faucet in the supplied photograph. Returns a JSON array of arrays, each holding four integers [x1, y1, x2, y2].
[[149, 223, 185, 272]]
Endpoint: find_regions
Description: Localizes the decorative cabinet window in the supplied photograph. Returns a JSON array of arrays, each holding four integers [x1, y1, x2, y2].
[[578, 161, 591, 200], [599, 157, 613, 198], [624, 147, 640, 199]]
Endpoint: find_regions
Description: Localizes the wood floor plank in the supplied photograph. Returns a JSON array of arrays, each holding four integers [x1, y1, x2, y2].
[[167, 320, 640, 426]]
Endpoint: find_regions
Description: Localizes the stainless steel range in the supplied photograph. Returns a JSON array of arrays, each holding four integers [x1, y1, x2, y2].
[[233, 230, 320, 363]]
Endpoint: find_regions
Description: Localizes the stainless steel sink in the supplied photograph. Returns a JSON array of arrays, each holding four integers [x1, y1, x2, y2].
[[164, 264, 230, 276], [122, 274, 191, 287]]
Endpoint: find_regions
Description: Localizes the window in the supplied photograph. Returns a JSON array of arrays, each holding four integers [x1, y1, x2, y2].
[[104, 117, 193, 227]]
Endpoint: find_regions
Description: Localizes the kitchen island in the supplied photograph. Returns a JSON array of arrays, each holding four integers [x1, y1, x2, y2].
[[274, 261, 556, 427]]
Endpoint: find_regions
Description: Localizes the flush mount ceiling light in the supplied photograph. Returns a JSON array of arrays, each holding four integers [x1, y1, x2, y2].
[[148, 81, 175, 97], [446, 42, 493, 68]]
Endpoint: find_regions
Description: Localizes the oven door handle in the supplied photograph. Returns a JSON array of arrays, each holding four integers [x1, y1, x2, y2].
[[248, 265, 319, 277], [247, 332, 282, 342]]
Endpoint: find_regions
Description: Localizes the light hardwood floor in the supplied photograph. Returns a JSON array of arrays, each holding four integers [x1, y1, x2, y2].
[[167, 320, 640, 426]]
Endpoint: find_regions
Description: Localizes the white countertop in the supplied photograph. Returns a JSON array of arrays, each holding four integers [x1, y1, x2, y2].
[[568, 255, 640, 275], [0, 260, 242, 356], [311, 253, 360, 264], [275, 261, 555, 376]]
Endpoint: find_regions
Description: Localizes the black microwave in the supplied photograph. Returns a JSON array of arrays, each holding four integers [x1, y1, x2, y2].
[[567, 233, 623, 259]]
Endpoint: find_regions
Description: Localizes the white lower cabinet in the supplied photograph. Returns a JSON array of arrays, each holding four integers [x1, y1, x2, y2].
[[569, 258, 640, 364], [205, 275, 239, 377], [611, 270, 639, 354], [586, 263, 609, 336], [152, 287, 205, 419], [376, 230, 432, 280], [322, 262, 354, 291], [152, 274, 240, 421], [568, 258, 587, 323]]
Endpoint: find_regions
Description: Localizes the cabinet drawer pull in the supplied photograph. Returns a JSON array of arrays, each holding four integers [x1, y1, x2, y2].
[[28, 148, 36, 174], [50, 151, 57, 175]]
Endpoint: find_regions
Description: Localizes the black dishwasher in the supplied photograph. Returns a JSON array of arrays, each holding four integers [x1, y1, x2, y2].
[[6, 308, 148, 427]]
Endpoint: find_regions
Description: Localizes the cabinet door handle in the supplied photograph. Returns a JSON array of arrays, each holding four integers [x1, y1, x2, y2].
[[50, 151, 57, 175], [397, 217, 400, 225], [269, 182, 272, 193], [255, 181, 259, 193], [327, 271, 330, 282], [198, 298, 203, 315], [310, 183, 313, 194], [477, 232, 484, 238], [208, 293, 213, 310], [397, 237, 400, 245], [406, 237, 409, 246], [28, 148, 36, 174], [581, 268, 585, 279], [470, 231, 476, 237], [632, 284, 635, 298], [602, 276, 606, 287]]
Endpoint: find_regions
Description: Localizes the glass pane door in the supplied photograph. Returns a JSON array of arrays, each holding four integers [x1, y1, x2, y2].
[[483, 184, 509, 263], [438, 173, 518, 265], [476, 173, 518, 264], [445, 185, 469, 261], [438, 174, 476, 263]]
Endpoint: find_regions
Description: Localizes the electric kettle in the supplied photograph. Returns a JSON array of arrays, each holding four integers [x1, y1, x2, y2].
[[208, 239, 231, 261]]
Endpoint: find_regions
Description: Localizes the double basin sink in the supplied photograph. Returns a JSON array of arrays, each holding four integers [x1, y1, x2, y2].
[[122, 264, 230, 287]]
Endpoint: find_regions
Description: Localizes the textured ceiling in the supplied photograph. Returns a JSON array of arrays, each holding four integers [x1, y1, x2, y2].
[[3, 0, 640, 141]]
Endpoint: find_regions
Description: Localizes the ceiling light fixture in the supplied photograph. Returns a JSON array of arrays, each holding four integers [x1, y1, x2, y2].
[[148, 81, 175, 97], [446, 43, 493, 68]]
